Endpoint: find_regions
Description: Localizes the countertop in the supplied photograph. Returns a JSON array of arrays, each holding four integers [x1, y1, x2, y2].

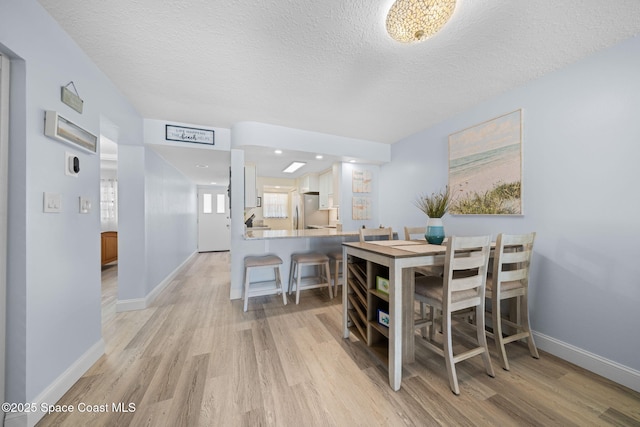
[[244, 228, 359, 240]]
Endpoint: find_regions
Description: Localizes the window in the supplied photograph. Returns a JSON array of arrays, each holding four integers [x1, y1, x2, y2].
[[216, 194, 225, 214], [203, 193, 213, 214], [262, 192, 288, 218], [100, 179, 118, 229]]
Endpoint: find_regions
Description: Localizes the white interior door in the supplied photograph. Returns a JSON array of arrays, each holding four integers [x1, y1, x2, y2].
[[0, 53, 9, 405], [198, 187, 230, 252]]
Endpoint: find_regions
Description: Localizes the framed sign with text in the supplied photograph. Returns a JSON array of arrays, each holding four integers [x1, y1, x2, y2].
[[165, 125, 215, 145]]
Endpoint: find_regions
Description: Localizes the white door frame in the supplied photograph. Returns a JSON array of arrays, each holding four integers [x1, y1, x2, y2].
[[197, 186, 231, 252], [0, 53, 10, 405]]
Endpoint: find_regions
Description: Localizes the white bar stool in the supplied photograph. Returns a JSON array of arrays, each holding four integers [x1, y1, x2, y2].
[[288, 252, 333, 304], [243, 255, 287, 312]]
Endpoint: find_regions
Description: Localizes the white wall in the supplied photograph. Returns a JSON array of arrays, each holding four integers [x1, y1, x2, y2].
[[381, 35, 640, 389], [1, 1, 143, 414], [232, 121, 390, 163], [144, 148, 197, 294], [0, 1, 199, 423], [338, 162, 382, 231], [117, 145, 147, 302]]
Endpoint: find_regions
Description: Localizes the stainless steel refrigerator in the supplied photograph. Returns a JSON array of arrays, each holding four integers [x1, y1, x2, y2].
[[292, 192, 328, 229]]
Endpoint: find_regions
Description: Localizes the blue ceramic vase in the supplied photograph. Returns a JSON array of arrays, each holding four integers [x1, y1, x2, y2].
[[425, 218, 445, 245]]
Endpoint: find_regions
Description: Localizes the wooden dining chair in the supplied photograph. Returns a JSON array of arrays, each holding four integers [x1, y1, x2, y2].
[[359, 227, 393, 242], [413, 235, 495, 395], [485, 232, 539, 371], [404, 225, 443, 330], [404, 226, 426, 241]]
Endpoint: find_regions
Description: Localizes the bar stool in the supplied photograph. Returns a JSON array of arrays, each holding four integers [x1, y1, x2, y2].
[[243, 255, 287, 312], [288, 252, 333, 304], [327, 250, 343, 296]]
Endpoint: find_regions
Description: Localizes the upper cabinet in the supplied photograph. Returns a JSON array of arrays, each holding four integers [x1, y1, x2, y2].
[[332, 163, 341, 209], [299, 173, 319, 194], [245, 164, 257, 208], [319, 170, 333, 209]]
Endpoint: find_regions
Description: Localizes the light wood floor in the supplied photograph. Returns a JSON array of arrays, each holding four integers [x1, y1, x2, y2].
[[38, 252, 640, 426]]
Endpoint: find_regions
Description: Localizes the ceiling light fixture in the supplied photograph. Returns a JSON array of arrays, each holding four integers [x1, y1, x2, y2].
[[282, 161, 306, 173], [315, 155, 323, 159], [196, 164, 208, 168], [274, 149, 283, 154], [385, 0, 456, 44]]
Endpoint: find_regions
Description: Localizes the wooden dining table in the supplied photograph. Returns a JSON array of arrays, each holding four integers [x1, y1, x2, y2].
[[341, 239, 449, 391]]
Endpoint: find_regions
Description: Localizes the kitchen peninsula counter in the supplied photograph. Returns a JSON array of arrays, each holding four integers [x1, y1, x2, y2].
[[236, 228, 359, 301], [244, 228, 359, 240]]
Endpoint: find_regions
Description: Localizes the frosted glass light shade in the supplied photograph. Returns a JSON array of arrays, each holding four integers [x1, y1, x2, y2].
[[386, 0, 456, 43]]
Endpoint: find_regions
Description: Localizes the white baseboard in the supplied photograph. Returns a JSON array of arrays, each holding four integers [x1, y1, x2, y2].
[[116, 251, 197, 312], [4, 339, 105, 427], [534, 331, 640, 393], [230, 288, 242, 300], [115, 296, 146, 312]]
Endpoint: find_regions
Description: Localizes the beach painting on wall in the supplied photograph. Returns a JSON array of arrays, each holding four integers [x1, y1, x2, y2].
[[449, 110, 523, 215], [352, 196, 372, 220], [352, 170, 372, 193]]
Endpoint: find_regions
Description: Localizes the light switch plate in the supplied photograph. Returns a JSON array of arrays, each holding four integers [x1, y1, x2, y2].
[[43, 192, 62, 213], [79, 197, 91, 214]]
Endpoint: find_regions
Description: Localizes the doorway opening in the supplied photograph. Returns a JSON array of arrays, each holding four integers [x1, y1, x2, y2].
[[99, 135, 118, 326], [198, 185, 230, 252]]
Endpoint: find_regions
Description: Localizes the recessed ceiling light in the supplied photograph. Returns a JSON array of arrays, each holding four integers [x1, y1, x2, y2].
[[210, 182, 217, 185], [274, 149, 283, 154], [275, 185, 281, 189], [349, 160, 356, 163], [315, 155, 323, 159], [196, 164, 209, 168], [282, 161, 306, 173]]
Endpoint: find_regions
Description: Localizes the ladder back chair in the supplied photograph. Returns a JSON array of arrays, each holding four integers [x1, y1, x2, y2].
[[359, 227, 393, 242], [485, 232, 539, 370], [413, 235, 495, 395], [404, 226, 426, 241], [404, 225, 443, 326]]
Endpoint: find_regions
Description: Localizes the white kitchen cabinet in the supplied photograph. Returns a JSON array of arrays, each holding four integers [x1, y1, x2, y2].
[[245, 164, 257, 208], [319, 170, 333, 209], [332, 163, 341, 209], [299, 173, 319, 193]]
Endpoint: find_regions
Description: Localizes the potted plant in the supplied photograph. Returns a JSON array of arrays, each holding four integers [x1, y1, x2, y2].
[[414, 186, 451, 244]]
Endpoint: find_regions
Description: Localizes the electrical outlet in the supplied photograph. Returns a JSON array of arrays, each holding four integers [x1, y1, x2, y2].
[[43, 192, 62, 213]]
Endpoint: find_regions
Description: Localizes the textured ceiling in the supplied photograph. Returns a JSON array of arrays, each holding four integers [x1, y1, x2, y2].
[[37, 0, 640, 146]]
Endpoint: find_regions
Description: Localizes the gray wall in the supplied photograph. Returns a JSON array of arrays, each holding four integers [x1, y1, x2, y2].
[[381, 35, 640, 377]]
